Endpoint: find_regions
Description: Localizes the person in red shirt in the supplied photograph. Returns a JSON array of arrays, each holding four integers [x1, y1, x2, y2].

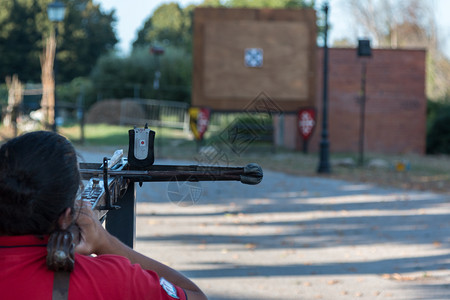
[[0, 131, 207, 300]]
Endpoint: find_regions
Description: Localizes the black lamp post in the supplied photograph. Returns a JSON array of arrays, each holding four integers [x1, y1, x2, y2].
[[357, 39, 372, 166], [151, 45, 165, 97], [150, 45, 165, 155], [47, 0, 66, 132], [317, 1, 331, 174]]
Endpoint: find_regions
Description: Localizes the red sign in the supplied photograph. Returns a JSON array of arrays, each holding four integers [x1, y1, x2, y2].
[[297, 108, 316, 140], [189, 107, 210, 140]]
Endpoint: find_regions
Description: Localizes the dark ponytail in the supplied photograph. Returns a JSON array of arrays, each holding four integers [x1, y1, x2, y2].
[[0, 131, 81, 235]]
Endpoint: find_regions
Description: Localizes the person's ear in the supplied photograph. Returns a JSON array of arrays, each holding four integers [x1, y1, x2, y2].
[[58, 208, 73, 230]]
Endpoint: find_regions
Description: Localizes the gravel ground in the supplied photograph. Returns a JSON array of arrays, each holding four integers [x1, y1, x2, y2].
[[78, 149, 450, 300]]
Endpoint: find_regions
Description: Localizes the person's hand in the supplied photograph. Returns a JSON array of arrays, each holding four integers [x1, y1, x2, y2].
[[72, 203, 208, 299], [73, 201, 111, 255]]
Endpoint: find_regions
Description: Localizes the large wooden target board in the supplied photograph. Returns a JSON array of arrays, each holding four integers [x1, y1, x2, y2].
[[192, 7, 317, 111]]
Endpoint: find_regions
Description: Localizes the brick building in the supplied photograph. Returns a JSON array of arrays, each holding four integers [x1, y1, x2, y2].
[[276, 47, 427, 155]]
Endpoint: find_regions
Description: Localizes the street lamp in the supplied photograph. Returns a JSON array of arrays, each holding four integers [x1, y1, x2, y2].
[[47, 0, 66, 132], [317, 1, 331, 174], [150, 45, 165, 155], [357, 39, 372, 166], [47, 0, 66, 22], [150, 45, 165, 94]]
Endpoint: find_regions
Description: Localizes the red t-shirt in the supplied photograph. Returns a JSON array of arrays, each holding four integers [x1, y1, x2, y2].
[[0, 235, 187, 300]]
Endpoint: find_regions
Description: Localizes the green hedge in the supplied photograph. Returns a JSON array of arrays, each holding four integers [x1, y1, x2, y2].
[[426, 99, 450, 154], [89, 46, 192, 104]]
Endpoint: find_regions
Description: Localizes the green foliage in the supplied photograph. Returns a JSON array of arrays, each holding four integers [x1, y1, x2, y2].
[[90, 46, 192, 104], [58, 0, 118, 82], [57, 77, 95, 107], [201, 0, 224, 6], [221, 0, 314, 8], [0, 84, 8, 123], [133, 3, 194, 53], [0, 0, 117, 84], [0, 0, 48, 82], [426, 99, 450, 154], [0, 85, 8, 107], [200, 0, 314, 8]]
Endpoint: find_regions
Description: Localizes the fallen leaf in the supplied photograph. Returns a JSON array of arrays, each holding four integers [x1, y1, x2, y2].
[[433, 241, 442, 247], [244, 243, 256, 249]]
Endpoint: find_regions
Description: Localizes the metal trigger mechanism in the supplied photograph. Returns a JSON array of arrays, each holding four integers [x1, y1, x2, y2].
[[96, 157, 121, 212]]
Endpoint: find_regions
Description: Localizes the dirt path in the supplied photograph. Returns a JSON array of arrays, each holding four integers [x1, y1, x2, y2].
[[79, 150, 450, 299]]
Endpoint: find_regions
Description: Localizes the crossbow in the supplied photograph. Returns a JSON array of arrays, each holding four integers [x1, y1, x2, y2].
[[78, 126, 263, 248]]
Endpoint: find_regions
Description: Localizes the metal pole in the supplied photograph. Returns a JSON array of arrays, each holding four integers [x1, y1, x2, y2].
[[317, 2, 331, 174], [105, 183, 136, 248], [358, 61, 367, 166], [52, 25, 59, 133], [78, 88, 85, 145], [12, 105, 18, 138], [154, 55, 162, 156]]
